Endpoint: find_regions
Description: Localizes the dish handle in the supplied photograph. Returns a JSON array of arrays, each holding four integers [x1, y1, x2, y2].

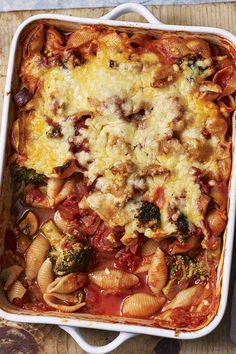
[[100, 2, 163, 25], [59, 325, 137, 354]]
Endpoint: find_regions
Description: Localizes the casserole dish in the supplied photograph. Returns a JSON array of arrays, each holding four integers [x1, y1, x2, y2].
[[0, 3, 236, 353]]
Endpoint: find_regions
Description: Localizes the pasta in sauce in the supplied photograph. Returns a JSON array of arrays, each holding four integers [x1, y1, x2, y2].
[[1, 23, 236, 330]]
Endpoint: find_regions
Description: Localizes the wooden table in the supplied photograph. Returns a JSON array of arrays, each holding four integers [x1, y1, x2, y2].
[[0, 2, 236, 353]]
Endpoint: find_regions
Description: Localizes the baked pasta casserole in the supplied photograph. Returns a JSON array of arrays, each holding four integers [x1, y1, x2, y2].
[[1, 23, 236, 330]]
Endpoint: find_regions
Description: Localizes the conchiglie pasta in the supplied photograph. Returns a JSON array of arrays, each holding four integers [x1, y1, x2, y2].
[[66, 28, 98, 49], [47, 273, 87, 294], [7, 280, 27, 303], [170, 236, 201, 254], [37, 258, 54, 293], [88, 269, 139, 290], [100, 31, 124, 49], [43, 293, 85, 312], [213, 65, 236, 97], [210, 184, 227, 210], [206, 209, 227, 237], [25, 233, 50, 280], [54, 178, 76, 205], [0, 265, 24, 291], [135, 256, 152, 274], [22, 24, 44, 60], [155, 308, 172, 321], [198, 81, 222, 101], [53, 210, 78, 234], [148, 247, 168, 294], [47, 178, 64, 207], [157, 36, 192, 59], [141, 239, 159, 256], [47, 178, 76, 206], [122, 293, 166, 318], [49, 293, 79, 303], [165, 285, 202, 310], [45, 27, 64, 53], [185, 38, 211, 58]]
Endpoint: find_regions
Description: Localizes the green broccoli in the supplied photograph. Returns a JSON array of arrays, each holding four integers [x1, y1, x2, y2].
[[167, 255, 200, 280], [136, 201, 161, 227], [163, 255, 207, 299], [41, 220, 92, 276], [176, 213, 189, 235], [10, 162, 46, 186]]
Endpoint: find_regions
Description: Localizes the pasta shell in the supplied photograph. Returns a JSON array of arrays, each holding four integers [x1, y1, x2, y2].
[[135, 263, 150, 274], [7, 280, 26, 302], [135, 256, 152, 274], [170, 235, 201, 255], [210, 184, 227, 210], [219, 94, 236, 113], [43, 293, 85, 312], [213, 65, 236, 97], [47, 178, 64, 207], [148, 247, 168, 294], [185, 38, 211, 58], [48, 293, 79, 303], [141, 239, 159, 256], [122, 293, 166, 318], [41, 220, 62, 248], [101, 32, 123, 49], [45, 27, 64, 53], [157, 36, 192, 59], [0, 265, 24, 291], [18, 211, 38, 237], [165, 285, 201, 310], [37, 258, 54, 293], [53, 159, 77, 179], [54, 178, 76, 205], [66, 29, 98, 49], [22, 24, 44, 59], [47, 273, 87, 294], [25, 233, 50, 280], [88, 269, 139, 290], [206, 208, 227, 237], [154, 309, 172, 321], [199, 81, 222, 101], [54, 210, 77, 234]]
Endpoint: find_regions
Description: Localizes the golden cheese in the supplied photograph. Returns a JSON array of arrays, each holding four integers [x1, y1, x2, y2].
[[18, 30, 230, 241]]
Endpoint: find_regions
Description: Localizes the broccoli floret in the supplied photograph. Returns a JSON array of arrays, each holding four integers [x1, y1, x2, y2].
[[163, 255, 207, 299], [50, 240, 91, 276], [42, 220, 92, 276], [167, 254, 207, 282], [10, 162, 46, 186], [136, 201, 161, 226], [176, 214, 189, 235], [168, 255, 199, 279]]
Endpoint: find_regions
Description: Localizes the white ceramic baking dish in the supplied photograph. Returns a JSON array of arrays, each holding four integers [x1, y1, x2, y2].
[[0, 3, 236, 353]]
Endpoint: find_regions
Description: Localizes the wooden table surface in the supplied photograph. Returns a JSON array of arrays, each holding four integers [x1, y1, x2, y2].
[[1, 2, 236, 353]]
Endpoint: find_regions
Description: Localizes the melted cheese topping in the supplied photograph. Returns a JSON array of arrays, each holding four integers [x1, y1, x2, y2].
[[22, 114, 73, 175], [18, 29, 230, 241]]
